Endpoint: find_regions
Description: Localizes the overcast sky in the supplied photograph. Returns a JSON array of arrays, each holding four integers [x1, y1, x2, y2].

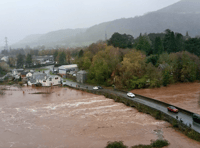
[[0, 0, 180, 47]]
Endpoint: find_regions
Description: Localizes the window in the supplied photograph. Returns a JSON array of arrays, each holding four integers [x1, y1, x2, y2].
[[55, 77, 58, 80], [49, 78, 52, 81], [43, 80, 46, 82]]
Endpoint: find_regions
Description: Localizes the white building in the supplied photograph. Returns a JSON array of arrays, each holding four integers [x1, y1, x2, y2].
[[28, 72, 61, 86], [41, 75, 61, 86], [1, 56, 8, 62], [26, 72, 33, 78], [58, 64, 78, 75]]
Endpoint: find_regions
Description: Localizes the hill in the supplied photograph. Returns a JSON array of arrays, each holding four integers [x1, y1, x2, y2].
[[12, 0, 200, 48]]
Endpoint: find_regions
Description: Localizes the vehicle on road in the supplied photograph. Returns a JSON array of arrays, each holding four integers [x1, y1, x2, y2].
[[193, 113, 200, 124], [127, 92, 135, 98], [93, 86, 103, 90], [167, 106, 178, 113]]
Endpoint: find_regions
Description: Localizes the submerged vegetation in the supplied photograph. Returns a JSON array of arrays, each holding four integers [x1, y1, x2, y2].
[[105, 139, 169, 148]]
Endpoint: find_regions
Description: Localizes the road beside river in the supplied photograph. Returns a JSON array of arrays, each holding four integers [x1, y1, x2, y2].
[[132, 82, 200, 114]]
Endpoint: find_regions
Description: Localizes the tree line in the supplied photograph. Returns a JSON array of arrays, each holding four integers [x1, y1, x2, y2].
[[75, 30, 200, 89], [2, 47, 77, 68], [107, 29, 200, 56]]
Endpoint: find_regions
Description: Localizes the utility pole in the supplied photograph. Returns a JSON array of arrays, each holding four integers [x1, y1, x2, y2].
[[105, 31, 107, 41], [4, 37, 8, 51]]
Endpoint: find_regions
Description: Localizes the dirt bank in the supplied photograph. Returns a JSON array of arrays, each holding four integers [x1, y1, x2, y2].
[[132, 82, 200, 114], [0, 85, 199, 148]]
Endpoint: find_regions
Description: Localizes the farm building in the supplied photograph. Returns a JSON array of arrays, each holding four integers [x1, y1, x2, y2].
[[58, 64, 78, 75]]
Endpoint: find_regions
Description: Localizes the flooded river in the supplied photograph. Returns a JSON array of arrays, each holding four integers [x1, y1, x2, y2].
[[0, 85, 200, 148], [133, 82, 200, 114]]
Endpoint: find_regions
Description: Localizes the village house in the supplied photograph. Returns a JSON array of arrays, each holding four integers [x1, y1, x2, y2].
[[21, 72, 28, 78], [28, 72, 61, 86], [41, 75, 61, 86], [32, 55, 54, 65], [26, 72, 33, 78], [12, 69, 24, 75]]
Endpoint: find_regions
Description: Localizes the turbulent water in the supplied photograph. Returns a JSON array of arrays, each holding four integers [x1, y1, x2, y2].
[[0, 85, 199, 148]]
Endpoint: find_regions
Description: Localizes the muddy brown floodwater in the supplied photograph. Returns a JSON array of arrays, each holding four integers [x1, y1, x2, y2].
[[0, 85, 200, 148], [132, 82, 200, 115]]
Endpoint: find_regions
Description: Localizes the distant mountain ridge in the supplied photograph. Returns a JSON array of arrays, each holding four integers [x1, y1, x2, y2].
[[12, 0, 200, 48], [158, 0, 200, 14]]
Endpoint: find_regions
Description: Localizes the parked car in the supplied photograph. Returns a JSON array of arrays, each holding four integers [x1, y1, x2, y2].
[[127, 92, 135, 98], [167, 106, 178, 113], [193, 113, 200, 124], [93, 86, 103, 90]]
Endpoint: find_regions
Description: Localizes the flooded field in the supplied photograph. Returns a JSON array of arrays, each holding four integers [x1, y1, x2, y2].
[[0, 85, 200, 148], [132, 82, 200, 114]]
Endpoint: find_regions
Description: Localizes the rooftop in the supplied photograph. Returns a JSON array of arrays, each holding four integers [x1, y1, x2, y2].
[[58, 64, 78, 69]]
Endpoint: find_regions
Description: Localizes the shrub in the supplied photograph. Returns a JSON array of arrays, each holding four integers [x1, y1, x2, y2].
[[105, 141, 128, 148], [8, 81, 13, 85], [155, 111, 162, 120], [186, 130, 200, 142], [151, 139, 169, 147], [172, 120, 178, 128], [131, 144, 152, 148], [131, 139, 169, 148], [146, 55, 159, 66]]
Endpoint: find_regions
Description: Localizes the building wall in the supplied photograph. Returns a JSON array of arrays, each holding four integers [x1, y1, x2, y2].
[[77, 73, 87, 83], [26, 73, 32, 78], [41, 76, 61, 86]]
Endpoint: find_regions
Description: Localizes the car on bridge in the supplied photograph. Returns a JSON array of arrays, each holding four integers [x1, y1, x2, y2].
[[193, 113, 200, 124], [127, 92, 135, 98], [93, 86, 103, 90], [167, 106, 178, 113]]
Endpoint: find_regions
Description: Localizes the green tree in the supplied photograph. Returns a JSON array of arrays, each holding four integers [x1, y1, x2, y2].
[[107, 32, 134, 49], [175, 33, 184, 52], [88, 46, 121, 85], [82, 56, 91, 70], [17, 54, 24, 68], [146, 55, 159, 66], [185, 38, 200, 56], [163, 70, 170, 86], [118, 49, 146, 88], [163, 29, 183, 53], [163, 29, 172, 52], [26, 54, 32, 67], [154, 37, 164, 54], [136, 34, 152, 55], [53, 51, 58, 61], [169, 31, 176, 53], [78, 49, 84, 58], [58, 52, 66, 64]]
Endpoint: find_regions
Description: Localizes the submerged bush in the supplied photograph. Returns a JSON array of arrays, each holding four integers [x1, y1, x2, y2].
[[131, 139, 169, 148], [105, 141, 128, 148], [151, 139, 169, 147]]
